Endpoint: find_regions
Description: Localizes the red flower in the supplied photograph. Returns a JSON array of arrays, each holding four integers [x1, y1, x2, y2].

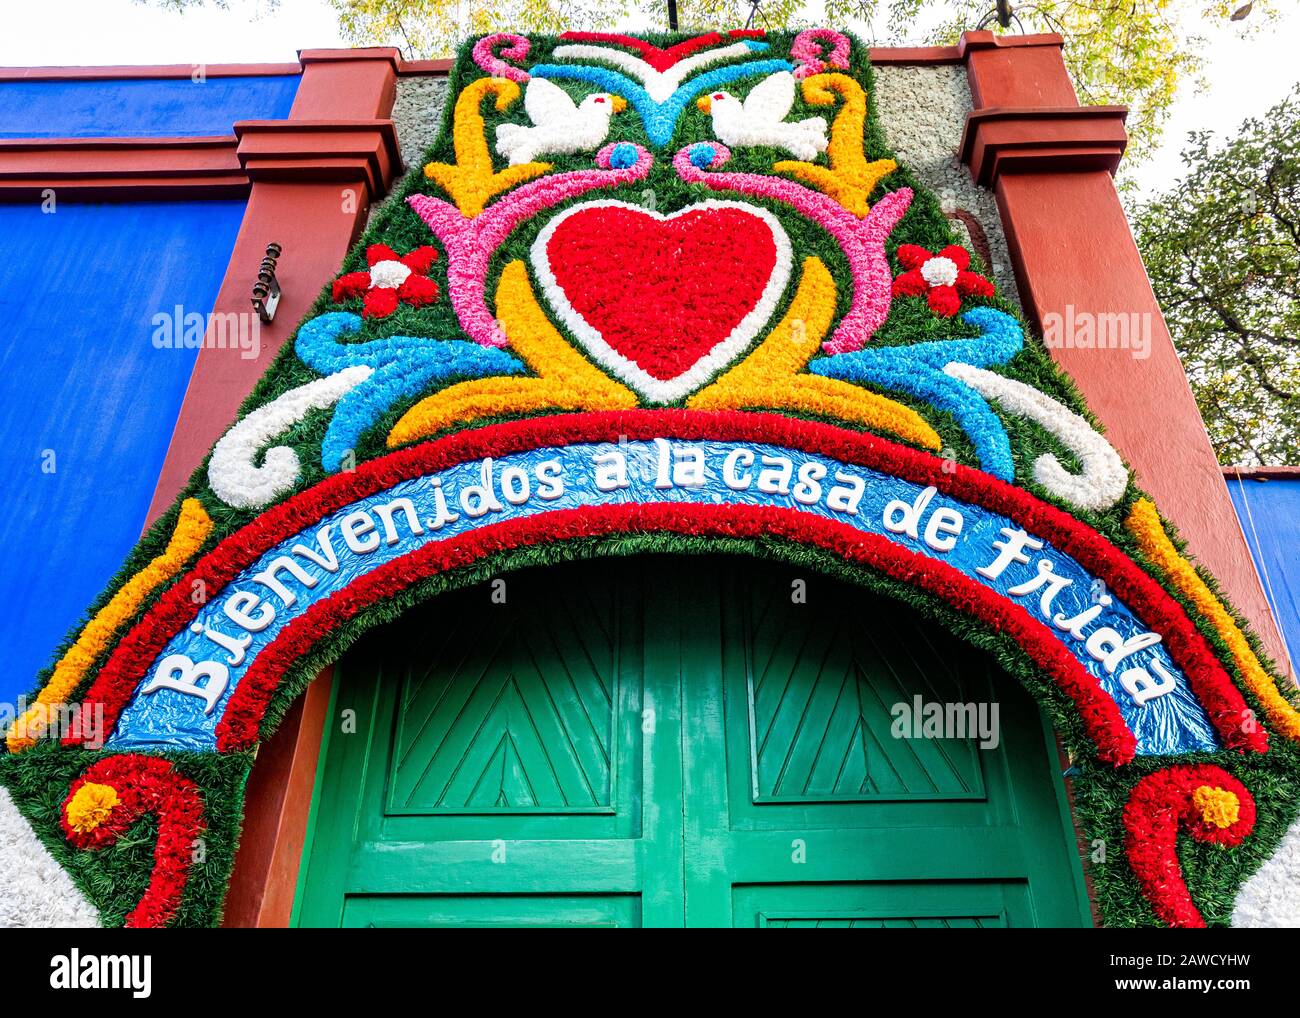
[[331, 243, 440, 319], [1123, 764, 1256, 927], [69, 411, 1263, 765], [61, 754, 205, 928], [893, 244, 994, 317]]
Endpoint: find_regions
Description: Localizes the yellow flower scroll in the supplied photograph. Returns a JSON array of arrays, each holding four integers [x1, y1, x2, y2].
[[424, 78, 551, 217], [687, 256, 942, 450], [7, 498, 213, 752], [1127, 496, 1300, 743], [774, 74, 897, 218]]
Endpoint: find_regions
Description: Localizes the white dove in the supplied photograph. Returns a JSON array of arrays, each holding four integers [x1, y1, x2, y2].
[[696, 71, 828, 161], [494, 78, 627, 166]]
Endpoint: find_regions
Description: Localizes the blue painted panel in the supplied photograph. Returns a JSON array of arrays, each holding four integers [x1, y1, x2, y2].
[[0, 200, 246, 709], [0, 76, 299, 138], [1226, 475, 1300, 669]]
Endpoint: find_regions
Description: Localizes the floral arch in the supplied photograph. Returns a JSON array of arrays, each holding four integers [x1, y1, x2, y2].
[[2, 29, 1298, 929]]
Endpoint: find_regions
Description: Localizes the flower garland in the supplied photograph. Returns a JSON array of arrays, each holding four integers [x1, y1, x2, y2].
[[892, 243, 994, 317], [685, 256, 943, 448], [790, 28, 851, 79], [331, 244, 440, 319], [60, 754, 205, 928], [528, 198, 794, 403], [1123, 764, 1256, 927], [811, 307, 1023, 481], [6, 498, 212, 752], [214, 499, 1135, 762], [207, 366, 374, 508], [1127, 497, 1300, 743], [942, 362, 1129, 511], [674, 142, 909, 354], [294, 311, 523, 473], [10, 31, 1296, 930], [66, 410, 1259, 764]]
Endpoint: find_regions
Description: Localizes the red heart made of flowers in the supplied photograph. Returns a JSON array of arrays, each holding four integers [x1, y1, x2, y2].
[[531, 200, 792, 403]]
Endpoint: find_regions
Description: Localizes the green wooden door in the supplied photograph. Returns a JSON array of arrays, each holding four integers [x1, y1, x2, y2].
[[293, 557, 1091, 928]]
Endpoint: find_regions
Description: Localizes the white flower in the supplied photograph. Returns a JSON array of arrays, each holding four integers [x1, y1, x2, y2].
[[367, 259, 412, 290], [208, 366, 373, 509], [920, 255, 959, 288], [943, 362, 1129, 511], [0, 787, 101, 927]]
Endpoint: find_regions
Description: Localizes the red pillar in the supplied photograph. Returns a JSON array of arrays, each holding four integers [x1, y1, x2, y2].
[[125, 48, 404, 927], [959, 31, 1293, 676], [144, 48, 401, 524]]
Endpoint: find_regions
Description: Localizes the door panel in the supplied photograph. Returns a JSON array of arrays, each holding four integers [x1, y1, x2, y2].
[[735, 881, 1019, 928], [681, 563, 1088, 927], [294, 562, 683, 928], [341, 893, 640, 928], [386, 579, 621, 814], [741, 578, 985, 802], [295, 556, 1091, 928]]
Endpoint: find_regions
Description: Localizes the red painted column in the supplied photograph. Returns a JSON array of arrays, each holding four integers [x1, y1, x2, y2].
[[128, 48, 404, 927], [144, 48, 401, 524], [959, 32, 1293, 676]]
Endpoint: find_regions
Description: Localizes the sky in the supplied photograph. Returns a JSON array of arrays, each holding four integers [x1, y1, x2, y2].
[[1, 0, 1296, 199]]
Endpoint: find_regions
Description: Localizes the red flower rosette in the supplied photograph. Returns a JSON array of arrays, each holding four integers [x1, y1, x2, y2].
[[332, 243, 440, 319], [61, 754, 206, 928], [1123, 764, 1256, 927], [893, 243, 995, 318]]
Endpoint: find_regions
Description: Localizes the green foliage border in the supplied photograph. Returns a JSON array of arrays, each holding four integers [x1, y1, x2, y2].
[[2, 31, 1297, 928]]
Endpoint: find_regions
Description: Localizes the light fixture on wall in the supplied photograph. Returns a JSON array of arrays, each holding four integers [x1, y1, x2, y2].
[[251, 243, 282, 324]]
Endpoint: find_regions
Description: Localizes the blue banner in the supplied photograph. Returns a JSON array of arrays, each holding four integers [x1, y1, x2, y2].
[[107, 439, 1219, 754]]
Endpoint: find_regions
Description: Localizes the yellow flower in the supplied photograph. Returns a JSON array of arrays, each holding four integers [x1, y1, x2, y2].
[[1192, 785, 1240, 830], [1126, 498, 1300, 744], [7, 499, 212, 753], [65, 782, 120, 834], [773, 74, 896, 218], [423, 78, 550, 217]]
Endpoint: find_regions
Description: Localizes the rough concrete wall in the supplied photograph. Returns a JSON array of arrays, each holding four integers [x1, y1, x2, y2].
[[874, 64, 1021, 307]]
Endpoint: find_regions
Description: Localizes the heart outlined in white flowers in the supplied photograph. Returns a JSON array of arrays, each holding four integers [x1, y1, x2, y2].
[[530, 199, 794, 403]]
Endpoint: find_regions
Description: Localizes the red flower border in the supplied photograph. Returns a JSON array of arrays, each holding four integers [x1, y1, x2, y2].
[[1123, 764, 1256, 927], [61, 754, 205, 929], [216, 501, 1136, 760], [64, 410, 1265, 761], [557, 30, 767, 71]]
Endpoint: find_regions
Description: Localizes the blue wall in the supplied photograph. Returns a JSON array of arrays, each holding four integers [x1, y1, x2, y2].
[[0, 75, 298, 138], [1226, 475, 1300, 671], [0, 201, 246, 707]]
